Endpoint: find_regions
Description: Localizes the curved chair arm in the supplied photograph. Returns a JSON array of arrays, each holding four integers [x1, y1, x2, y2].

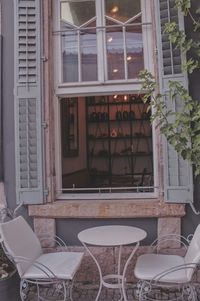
[[40, 235, 68, 250], [151, 234, 190, 253], [150, 262, 199, 285], [13, 255, 57, 279], [0, 207, 14, 222], [0, 204, 24, 222]]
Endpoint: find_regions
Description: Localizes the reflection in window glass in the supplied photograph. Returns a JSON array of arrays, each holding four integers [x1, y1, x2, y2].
[[61, 1, 96, 26], [62, 28, 79, 82], [105, 0, 141, 22], [106, 21, 125, 80], [81, 25, 98, 81], [126, 23, 144, 79]]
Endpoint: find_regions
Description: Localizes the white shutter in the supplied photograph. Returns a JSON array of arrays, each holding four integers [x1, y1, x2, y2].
[[156, 0, 193, 203], [14, 0, 44, 204]]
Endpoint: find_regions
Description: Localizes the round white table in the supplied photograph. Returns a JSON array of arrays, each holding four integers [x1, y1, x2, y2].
[[78, 225, 147, 301]]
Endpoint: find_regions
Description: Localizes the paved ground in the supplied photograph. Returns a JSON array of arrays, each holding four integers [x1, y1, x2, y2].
[[27, 283, 137, 301], [26, 282, 200, 301]]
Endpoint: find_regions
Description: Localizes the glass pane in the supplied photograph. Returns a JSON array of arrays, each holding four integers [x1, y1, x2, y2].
[[62, 29, 78, 82], [105, 0, 141, 22], [61, 98, 79, 157], [126, 22, 144, 78], [61, 1, 96, 26], [106, 21, 125, 80], [81, 23, 97, 81]]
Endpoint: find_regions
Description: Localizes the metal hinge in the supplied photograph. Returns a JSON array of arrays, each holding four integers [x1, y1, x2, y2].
[[41, 56, 48, 62], [42, 121, 48, 129], [43, 189, 49, 201]]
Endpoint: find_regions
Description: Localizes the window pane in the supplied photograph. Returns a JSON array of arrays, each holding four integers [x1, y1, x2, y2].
[[62, 29, 78, 82], [61, 95, 154, 193], [106, 21, 125, 80], [61, 1, 96, 26], [61, 98, 79, 157], [81, 24, 97, 81], [105, 0, 141, 22], [126, 23, 144, 78]]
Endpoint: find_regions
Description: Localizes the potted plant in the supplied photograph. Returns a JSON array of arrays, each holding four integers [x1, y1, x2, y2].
[[0, 242, 20, 300]]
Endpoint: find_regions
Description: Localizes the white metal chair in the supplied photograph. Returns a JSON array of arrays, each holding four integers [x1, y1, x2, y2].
[[0, 216, 84, 301], [134, 224, 200, 301]]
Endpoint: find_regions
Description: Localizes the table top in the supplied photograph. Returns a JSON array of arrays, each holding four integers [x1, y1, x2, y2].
[[78, 225, 147, 246]]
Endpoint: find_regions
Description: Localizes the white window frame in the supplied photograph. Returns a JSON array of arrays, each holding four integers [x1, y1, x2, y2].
[[53, 0, 159, 200]]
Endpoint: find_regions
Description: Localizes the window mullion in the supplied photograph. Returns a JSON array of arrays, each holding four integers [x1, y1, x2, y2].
[[96, 0, 105, 82], [123, 26, 128, 80], [78, 29, 82, 82]]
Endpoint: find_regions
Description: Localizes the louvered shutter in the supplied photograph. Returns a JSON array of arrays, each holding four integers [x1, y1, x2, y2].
[[156, 0, 193, 203], [14, 0, 44, 204]]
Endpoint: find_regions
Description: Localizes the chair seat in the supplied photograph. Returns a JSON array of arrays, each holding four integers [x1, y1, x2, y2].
[[134, 253, 188, 283], [23, 252, 84, 280]]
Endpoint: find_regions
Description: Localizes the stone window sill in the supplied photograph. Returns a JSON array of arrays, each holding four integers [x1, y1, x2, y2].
[[28, 199, 185, 218]]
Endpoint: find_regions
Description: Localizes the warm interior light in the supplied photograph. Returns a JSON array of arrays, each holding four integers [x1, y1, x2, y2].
[[124, 95, 128, 101], [127, 56, 132, 61], [107, 36, 113, 43], [114, 95, 118, 99], [113, 69, 118, 73], [111, 6, 119, 13]]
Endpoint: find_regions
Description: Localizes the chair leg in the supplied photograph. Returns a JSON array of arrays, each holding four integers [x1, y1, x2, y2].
[[69, 279, 74, 301], [182, 284, 197, 301], [135, 280, 151, 301], [20, 279, 29, 300]]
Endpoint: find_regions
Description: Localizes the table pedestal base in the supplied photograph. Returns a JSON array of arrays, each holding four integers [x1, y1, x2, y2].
[[82, 242, 139, 301]]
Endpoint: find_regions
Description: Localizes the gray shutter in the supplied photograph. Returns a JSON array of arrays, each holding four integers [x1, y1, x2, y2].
[[14, 0, 44, 204], [156, 0, 193, 203]]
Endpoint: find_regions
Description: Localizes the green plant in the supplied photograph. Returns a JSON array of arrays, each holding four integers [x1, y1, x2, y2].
[[140, 0, 200, 175], [0, 245, 15, 279]]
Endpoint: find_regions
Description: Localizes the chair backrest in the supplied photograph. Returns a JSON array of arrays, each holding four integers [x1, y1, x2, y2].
[[184, 224, 200, 280], [0, 216, 42, 277]]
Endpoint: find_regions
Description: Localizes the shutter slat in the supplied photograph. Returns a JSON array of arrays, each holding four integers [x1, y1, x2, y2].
[[14, 0, 44, 204], [157, 0, 193, 203]]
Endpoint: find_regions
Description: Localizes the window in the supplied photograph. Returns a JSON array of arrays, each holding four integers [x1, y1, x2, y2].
[[54, 0, 156, 199], [61, 94, 154, 198], [59, 0, 150, 83]]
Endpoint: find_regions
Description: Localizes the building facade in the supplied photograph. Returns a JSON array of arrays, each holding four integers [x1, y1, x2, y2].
[[0, 0, 200, 282]]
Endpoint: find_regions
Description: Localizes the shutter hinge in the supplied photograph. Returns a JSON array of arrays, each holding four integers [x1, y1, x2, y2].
[[42, 121, 48, 129], [43, 188, 49, 200]]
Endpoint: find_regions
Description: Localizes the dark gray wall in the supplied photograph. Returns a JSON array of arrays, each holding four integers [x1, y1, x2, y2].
[[57, 218, 157, 245], [182, 0, 200, 236], [0, 33, 2, 181]]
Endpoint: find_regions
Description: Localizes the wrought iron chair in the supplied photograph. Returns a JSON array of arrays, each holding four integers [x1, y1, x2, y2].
[[134, 224, 200, 301], [0, 215, 84, 301]]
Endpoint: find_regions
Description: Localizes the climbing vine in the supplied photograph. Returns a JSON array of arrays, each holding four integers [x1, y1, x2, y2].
[[140, 0, 200, 175]]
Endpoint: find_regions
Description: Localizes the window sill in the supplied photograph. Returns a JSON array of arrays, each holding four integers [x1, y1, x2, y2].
[[28, 199, 185, 218]]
